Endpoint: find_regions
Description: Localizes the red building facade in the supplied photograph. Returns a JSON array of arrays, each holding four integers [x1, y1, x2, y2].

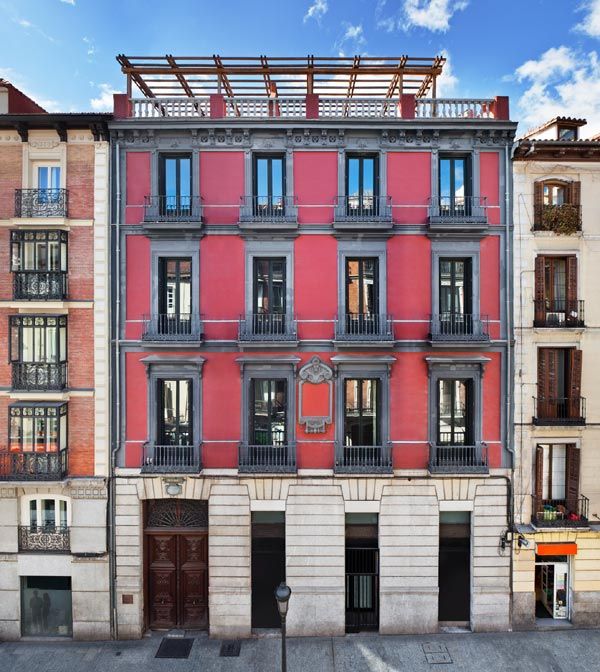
[[111, 56, 516, 638]]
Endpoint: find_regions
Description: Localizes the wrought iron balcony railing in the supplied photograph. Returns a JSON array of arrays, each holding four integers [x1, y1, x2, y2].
[[238, 443, 297, 473], [532, 495, 589, 528], [18, 525, 70, 552], [333, 195, 393, 225], [239, 195, 297, 224], [143, 195, 202, 223], [141, 443, 202, 473], [334, 443, 393, 473], [14, 189, 68, 218], [0, 449, 68, 481], [335, 314, 394, 342], [12, 362, 67, 391], [430, 313, 490, 342], [141, 313, 203, 341], [534, 299, 585, 328], [533, 397, 586, 425], [13, 271, 68, 301], [533, 204, 581, 234], [429, 442, 489, 474], [238, 313, 298, 342], [428, 196, 487, 221]]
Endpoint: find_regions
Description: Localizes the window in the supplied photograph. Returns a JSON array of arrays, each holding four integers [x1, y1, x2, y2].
[[10, 316, 67, 364], [21, 576, 72, 637], [346, 155, 378, 215], [159, 154, 192, 216], [346, 258, 378, 317], [9, 404, 67, 453], [534, 180, 581, 233], [558, 126, 577, 141], [535, 443, 581, 511], [534, 256, 580, 326], [158, 258, 192, 334], [439, 156, 470, 215], [253, 155, 285, 216], [11, 231, 67, 273], [254, 258, 286, 315], [344, 379, 380, 446], [36, 166, 61, 203], [157, 379, 192, 446], [251, 379, 287, 446], [537, 348, 583, 421], [26, 497, 68, 530], [437, 379, 473, 445], [544, 182, 566, 206], [439, 259, 473, 335]]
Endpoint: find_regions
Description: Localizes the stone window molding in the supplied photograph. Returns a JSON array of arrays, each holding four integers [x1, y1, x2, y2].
[[150, 239, 200, 319], [425, 355, 490, 446], [20, 494, 71, 527], [337, 239, 388, 318], [431, 240, 481, 317], [236, 355, 300, 445], [141, 355, 205, 446], [244, 149, 294, 202], [431, 148, 481, 203], [244, 240, 294, 319], [337, 150, 387, 205], [150, 148, 200, 199]]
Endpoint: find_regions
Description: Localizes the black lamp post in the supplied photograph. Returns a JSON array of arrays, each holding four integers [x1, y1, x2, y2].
[[274, 582, 292, 672]]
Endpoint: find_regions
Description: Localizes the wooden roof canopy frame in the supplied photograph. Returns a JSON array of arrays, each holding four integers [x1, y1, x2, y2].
[[116, 54, 446, 100]]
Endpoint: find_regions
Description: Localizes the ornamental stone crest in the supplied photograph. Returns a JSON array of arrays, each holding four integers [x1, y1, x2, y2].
[[299, 356, 333, 384], [298, 356, 333, 433]]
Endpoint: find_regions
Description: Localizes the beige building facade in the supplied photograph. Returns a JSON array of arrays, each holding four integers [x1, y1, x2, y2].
[[513, 117, 600, 628]]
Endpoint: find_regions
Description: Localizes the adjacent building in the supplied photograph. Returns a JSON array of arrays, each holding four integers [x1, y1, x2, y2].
[[512, 118, 600, 628], [0, 80, 111, 639], [110, 55, 516, 639]]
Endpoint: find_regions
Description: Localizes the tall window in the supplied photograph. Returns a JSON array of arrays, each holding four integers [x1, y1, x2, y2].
[[251, 379, 287, 445], [346, 258, 378, 316], [535, 444, 580, 512], [344, 379, 379, 446], [157, 379, 192, 446], [254, 257, 286, 316], [159, 154, 192, 216], [9, 404, 67, 453], [158, 258, 192, 334], [346, 155, 378, 215], [10, 316, 67, 364], [535, 256, 579, 326], [253, 155, 285, 216], [437, 379, 473, 445], [439, 156, 470, 215], [439, 258, 472, 334], [37, 166, 61, 203], [537, 348, 582, 420]]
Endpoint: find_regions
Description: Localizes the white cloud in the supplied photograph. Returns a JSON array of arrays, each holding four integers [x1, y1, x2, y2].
[[575, 0, 600, 38], [343, 24, 365, 44], [0, 67, 61, 112], [402, 0, 468, 32], [335, 22, 366, 54], [514, 46, 600, 136], [60, 0, 76, 4], [13, 15, 57, 43], [304, 0, 327, 23], [436, 49, 459, 97], [90, 83, 117, 111], [83, 36, 96, 58]]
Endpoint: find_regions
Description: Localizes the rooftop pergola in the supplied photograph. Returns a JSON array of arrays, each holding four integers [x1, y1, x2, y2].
[[116, 54, 446, 100]]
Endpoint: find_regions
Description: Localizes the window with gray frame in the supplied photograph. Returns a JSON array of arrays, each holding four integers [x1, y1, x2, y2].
[[159, 154, 192, 217], [439, 155, 471, 216], [437, 378, 473, 445], [157, 258, 192, 335], [344, 378, 380, 446], [253, 154, 285, 216], [346, 154, 379, 216]]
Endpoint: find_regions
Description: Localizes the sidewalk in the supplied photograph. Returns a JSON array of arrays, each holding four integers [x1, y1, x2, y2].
[[2, 629, 600, 672]]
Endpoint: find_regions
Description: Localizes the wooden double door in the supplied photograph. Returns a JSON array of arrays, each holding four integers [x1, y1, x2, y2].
[[145, 500, 208, 630]]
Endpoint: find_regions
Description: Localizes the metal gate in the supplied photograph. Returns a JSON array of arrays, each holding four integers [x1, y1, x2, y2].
[[345, 547, 379, 632]]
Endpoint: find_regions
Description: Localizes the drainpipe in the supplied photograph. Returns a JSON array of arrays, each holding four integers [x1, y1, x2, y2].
[[109, 140, 121, 640]]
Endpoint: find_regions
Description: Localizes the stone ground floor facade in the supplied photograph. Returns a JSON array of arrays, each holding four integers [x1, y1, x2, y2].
[[114, 472, 511, 639], [0, 479, 109, 640]]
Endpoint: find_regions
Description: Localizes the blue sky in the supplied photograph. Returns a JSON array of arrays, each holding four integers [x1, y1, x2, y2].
[[1, 0, 600, 134]]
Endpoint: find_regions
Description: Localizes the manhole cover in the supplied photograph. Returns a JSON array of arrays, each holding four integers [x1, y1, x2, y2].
[[422, 643, 453, 665], [155, 637, 194, 659], [220, 640, 242, 657]]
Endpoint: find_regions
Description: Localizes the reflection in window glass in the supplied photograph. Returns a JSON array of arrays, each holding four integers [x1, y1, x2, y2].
[[158, 379, 192, 446], [21, 576, 72, 637], [344, 378, 379, 446], [251, 379, 287, 445], [438, 379, 472, 445]]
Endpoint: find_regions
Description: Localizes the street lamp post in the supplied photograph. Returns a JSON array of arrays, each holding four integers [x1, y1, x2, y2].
[[274, 582, 292, 672]]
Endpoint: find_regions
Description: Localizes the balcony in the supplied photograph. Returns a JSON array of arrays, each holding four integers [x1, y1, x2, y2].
[[532, 496, 589, 528], [334, 443, 393, 474], [18, 525, 70, 553], [142, 195, 202, 232], [533, 204, 581, 234], [334, 314, 394, 346], [427, 196, 488, 234], [14, 189, 68, 219], [533, 397, 586, 426], [238, 443, 296, 473], [0, 450, 68, 481], [428, 443, 489, 474], [534, 300, 585, 328], [429, 313, 490, 345], [12, 362, 67, 391], [142, 313, 203, 343], [239, 196, 298, 232], [333, 196, 393, 232], [238, 313, 298, 346], [13, 271, 68, 301], [141, 443, 202, 473]]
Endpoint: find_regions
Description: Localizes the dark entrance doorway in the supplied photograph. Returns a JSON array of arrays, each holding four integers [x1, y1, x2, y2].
[[345, 513, 379, 632], [144, 499, 208, 630], [251, 512, 285, 628], [438, 511, 470, 623]]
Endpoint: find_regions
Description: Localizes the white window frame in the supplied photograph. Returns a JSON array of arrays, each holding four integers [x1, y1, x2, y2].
[[20, 495, 71, 527]]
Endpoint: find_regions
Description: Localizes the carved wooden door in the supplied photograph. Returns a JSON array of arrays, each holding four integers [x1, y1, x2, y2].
[[178, 533, 208, 628], [147, 533, 178, 629]]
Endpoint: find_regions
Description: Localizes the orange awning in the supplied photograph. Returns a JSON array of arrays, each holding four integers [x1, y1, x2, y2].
[[537, 542, 577, 556]]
